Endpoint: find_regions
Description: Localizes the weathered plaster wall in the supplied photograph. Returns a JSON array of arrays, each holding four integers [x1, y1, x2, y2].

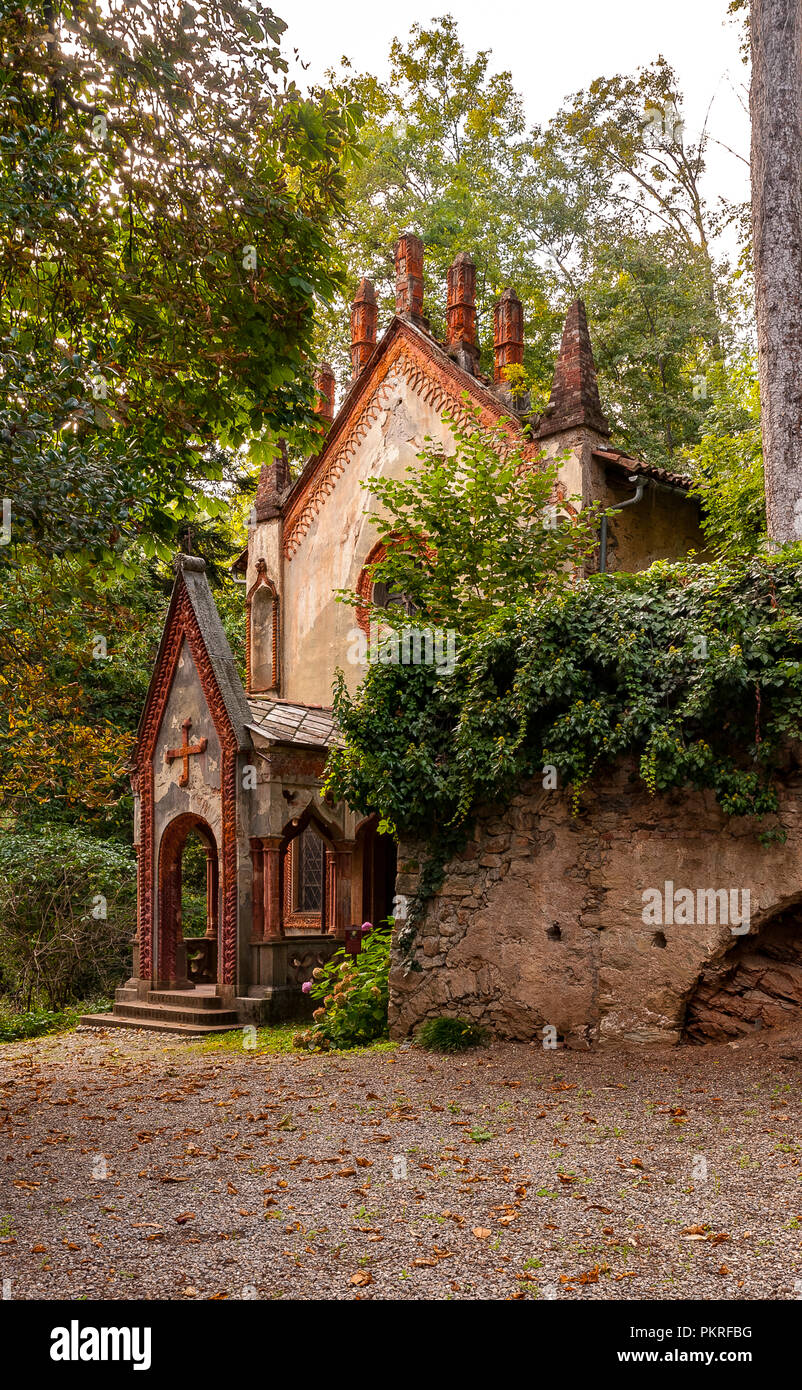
[[599, 470, 706, 573], [389, 755, 802, 1047], [153, 642, 224, 906], [280, 371, 467, 707]]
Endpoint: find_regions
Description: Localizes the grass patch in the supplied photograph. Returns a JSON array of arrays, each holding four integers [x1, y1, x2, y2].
[[190, 1023, 398, 1057], [416, 1016, 488, 1053], [0, 998, 112, 1044]]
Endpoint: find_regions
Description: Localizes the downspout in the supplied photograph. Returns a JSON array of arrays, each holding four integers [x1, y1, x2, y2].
[[599, 474, 648, 574]]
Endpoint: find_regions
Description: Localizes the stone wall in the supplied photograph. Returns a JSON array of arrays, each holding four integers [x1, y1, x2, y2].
[[389, 754, 802, 1047]]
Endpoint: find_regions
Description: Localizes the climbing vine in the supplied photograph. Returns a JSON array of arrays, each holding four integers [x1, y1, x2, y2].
[[325, 555, 802, 939]]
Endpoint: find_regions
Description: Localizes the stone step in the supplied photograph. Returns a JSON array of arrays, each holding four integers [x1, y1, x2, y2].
[[78, 1012, 239, 1036], [113, 1001, 240, 1027], [115, 987, 138, 1002], [148, 990, 225, 1010]]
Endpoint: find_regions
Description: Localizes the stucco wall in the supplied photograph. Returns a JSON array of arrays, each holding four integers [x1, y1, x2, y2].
[[389, 755, 802, 1047]]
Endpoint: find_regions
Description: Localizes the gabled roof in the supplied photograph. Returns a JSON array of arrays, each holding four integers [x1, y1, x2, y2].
[[247, 698, 339, 749], [280, 315, 533, 560], [137, 555, 252, 751], [593, 448, 691, 490]]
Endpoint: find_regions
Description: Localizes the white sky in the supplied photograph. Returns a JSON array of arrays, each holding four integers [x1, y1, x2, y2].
[[283, 0, 750, 228]]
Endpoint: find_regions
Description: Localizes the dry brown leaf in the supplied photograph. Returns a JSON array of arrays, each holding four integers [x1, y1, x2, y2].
[[472, 1227, 492, 1239], [350, 1271, 372, 1286]]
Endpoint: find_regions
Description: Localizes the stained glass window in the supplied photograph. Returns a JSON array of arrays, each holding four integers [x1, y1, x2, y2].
[[298, 826, 325, 912]]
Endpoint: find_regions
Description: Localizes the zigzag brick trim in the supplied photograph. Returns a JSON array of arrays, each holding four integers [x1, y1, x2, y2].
[[282, 332, 530, 561]]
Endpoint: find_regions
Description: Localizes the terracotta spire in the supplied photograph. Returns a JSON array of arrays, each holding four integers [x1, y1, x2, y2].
[[394, 232, 427, 327], [493, 287, 524, 382], [350, 279, 377, 379], [538, 298, 609, 440], [254, 440, 290, 523], [446, 251, 479, 368], [313, 362, 335, 428]]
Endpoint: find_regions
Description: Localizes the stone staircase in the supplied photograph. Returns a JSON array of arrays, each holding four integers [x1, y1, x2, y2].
[[80, 984, 241, 1036]]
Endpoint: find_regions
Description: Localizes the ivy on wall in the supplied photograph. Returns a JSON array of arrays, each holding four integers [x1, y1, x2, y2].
[[325, 555, 802, 944]]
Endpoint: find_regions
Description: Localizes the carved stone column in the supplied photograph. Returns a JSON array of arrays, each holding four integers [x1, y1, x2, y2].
[[262, 836, 284, 939], [249, 838, 264, 940], [333, 840, 354, 940]]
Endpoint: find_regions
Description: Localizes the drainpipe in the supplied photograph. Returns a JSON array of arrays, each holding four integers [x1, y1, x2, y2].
[[599, 474, 648, 574]]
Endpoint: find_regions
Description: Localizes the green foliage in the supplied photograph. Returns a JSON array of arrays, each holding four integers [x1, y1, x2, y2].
[[1, 0, 362, 564], [683, 359, 766, 559], [337, 405, 600, 632], [0, 999, 111, 1044], [326, 555, 802, 944], [320, 15, 556, 390], [416, 1016, 488, 1052], [0, 825, 136, 1008], [323, 21, 743, 467], [294, 925, 392, 1051]]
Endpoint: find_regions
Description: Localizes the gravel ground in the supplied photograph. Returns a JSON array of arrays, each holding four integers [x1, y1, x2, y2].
[[1, 1025, 801, 1301]]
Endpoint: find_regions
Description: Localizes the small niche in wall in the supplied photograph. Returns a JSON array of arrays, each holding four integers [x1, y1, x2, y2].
[[546, 923, 561, 941], [652, 930, 667, 949]]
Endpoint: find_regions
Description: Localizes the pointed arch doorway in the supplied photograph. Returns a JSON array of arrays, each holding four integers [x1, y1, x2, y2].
[[157, 814, 220, 988]]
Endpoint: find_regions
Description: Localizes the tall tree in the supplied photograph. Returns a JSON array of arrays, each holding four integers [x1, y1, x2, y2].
[[0, 1, 361, 564], [749, 0, 802, 543]]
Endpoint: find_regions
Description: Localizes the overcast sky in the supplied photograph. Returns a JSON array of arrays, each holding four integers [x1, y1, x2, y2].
[[282, 0, 750, 227]]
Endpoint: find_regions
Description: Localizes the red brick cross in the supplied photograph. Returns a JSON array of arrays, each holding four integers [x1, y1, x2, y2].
[[165, 717, 207, 787]]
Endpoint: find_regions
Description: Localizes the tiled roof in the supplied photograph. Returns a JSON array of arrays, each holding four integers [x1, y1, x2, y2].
[[593, 448, 691, 490], [247, 698, 339, 749]]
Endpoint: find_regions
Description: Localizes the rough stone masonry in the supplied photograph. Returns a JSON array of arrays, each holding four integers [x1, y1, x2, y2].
[[389, 752, 802, 1047]]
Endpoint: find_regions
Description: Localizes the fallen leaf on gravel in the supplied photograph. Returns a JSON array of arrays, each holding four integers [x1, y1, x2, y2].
[[578, 1266, 599, 1284], [31, 1245, 47, 1253], [589, 1204, 613, 1213], [472, 1227, 491, 1239], [338, 1168, 356, 1177], [412, 1258, 437, 1267], [159, 1174, 190, 1183], [174, 1212, 196, 1224], [681, 1224, 709, 1237], [182, 1287, 198, 1296], [227, 1182, 238, 1195], [558, 1174, 578, 1184], [718, 1265, 730, 1275], [709, 1233, 730, 1245], [349, 1271, 372, 1286]]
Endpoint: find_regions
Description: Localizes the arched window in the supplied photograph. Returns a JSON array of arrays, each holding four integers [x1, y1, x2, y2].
[[282, 822, 328, 931], [246, 561, 279, 693]]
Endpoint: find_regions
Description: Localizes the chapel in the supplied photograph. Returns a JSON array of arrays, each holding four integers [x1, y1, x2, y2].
[[82, 234, 705, 1034]]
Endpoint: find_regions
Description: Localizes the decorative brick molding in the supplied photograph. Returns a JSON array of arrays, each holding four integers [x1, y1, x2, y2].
[[245, 558, 279, 694], [355, 540, 387, 635], [136, 584, 239, 985], [282, 326, 531, 561]]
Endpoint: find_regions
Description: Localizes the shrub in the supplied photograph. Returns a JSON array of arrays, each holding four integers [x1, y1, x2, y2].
[[294, 923, 391, 1051], [0, 825, 136, 1010], [416, 1016, 488, 1052]]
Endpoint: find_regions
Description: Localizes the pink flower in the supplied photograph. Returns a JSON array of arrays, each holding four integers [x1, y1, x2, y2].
[[361, 921, 372, 934], [301, 980, 312, 994]]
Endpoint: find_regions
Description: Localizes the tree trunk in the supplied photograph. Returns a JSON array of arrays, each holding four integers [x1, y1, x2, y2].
[[751, 0, 802, 543]]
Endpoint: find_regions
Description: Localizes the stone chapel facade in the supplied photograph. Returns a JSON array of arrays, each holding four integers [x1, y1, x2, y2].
[[84, 234, 711, 1037]]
